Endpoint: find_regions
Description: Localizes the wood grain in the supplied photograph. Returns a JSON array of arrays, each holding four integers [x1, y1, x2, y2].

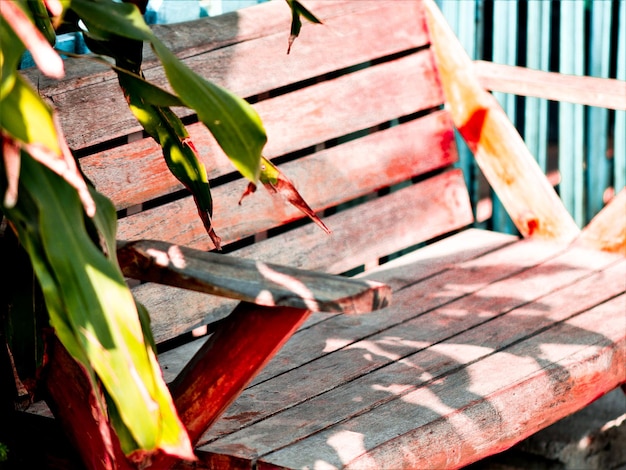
[[155, 229, 518, 383], [117, 239, 391, 315], [335, 295, 626, 470], [576, 188, 626, 255], [85, 99, 453, 212], [27, 1, 428, 150], [130, 169, 473, 343], [169, 303, 312, 445], [193, 241, 625, 468], [115, 113, 455, 250], [424, 0, 580, 243], [474, 60, 626, 111], [23, 2, 626, 469], [196, 238, 585, 442]]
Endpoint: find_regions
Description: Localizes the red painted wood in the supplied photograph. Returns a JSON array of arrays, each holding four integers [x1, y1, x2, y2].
[[116, 239, 391, 314], [85, 50, 445, 212], [43, 337, 135, 470], [26, 1, 428, 150], [194, 252, 625, 469], [115, 113, 457, 251], [129, 169, 473, 344], [169, 303, 311, 444], [424, 0, 580, 243]]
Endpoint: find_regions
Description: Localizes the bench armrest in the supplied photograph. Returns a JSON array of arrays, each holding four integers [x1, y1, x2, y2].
[[117, 239, 391, 315]]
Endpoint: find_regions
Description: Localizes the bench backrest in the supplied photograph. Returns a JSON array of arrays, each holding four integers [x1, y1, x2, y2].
[[26, 0, 474, 344]]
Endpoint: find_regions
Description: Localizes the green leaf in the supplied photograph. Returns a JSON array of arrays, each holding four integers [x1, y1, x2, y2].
[[120, 72, 222, 248], [69, 0, 154, 42], [285, 0, 323, 53], [151, 39, 266, 182], [26, 0, 57, 46], [0, 74, 60, 155], [0, 15, 26, 99], [116, 68, 185, 108], [69, 0, 266, 182], [0, 153, 193, 459]]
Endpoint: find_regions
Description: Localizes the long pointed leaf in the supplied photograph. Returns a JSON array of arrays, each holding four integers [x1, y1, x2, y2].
[[1, 152, 194, 460], [71, 0, 266, 183]]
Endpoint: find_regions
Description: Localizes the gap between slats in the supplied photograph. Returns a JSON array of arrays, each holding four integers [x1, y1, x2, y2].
[[133, 168, 473, 344], [195, 247, 625, 464], [83, 47, 444, 216], [32, 0, 429, 151]]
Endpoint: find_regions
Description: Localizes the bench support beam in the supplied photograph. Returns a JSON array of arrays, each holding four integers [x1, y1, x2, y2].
[[170, 303, 311, 445]]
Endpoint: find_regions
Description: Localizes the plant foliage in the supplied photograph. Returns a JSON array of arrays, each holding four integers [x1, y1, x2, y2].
[[0, 0, 322, 464]]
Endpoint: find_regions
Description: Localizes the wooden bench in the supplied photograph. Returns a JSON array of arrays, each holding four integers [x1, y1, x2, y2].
[[16, 0, 626, 468]]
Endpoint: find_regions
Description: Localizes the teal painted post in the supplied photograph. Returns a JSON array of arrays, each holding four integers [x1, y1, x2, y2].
[[525, 0, 551, 173], [491, 0, 518, 234], [615, 0, 626, 194], [586, 0, 612, 222], [559, 0, 586, 227]]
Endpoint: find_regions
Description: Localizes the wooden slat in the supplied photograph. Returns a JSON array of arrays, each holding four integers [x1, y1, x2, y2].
[[270, 295, 625, 470], [156, 230, 519, 385], [424, 0, 580, 243], [195, 244, 624, 467], [169, 304, 312, 446], [81, 51, 446, 211], [117, 239, 391, 315], [132, 169, 473, 343], [29, 1, 428, 150], [198, 239, 575, 441], [118, 62, 450, 248], [232, 170, 473, 273], [26, 1, 382, 96], [474, 61, 626, 111]]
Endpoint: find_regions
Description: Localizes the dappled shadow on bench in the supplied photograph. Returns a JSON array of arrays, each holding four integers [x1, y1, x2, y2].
[[196, 239, 624, 468]]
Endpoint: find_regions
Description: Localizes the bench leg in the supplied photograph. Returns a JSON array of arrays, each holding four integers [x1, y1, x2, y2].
[[43, 303, 310, 469], [169, 302, 311, 445], [43, 336, 135, 470]]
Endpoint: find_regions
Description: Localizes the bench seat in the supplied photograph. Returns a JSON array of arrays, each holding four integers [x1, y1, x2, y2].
[[158, 230, 625, 469], [12, 0, 625, 468]]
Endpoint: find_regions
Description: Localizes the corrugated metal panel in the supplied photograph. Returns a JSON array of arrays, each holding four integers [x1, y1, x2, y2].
[[586, 0, 612, 220], [615, 0, 626, 194], [558, 0, 586, 226], [491, 0, 518, 233]]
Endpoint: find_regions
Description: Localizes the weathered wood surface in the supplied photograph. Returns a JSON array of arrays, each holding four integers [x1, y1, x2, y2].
[[20, 1, 626, 469], [133, 169, 472, 343], [188, 232, 626, 470], [169, 304, 312, 446], [24, 1, 427, 150], [83, 51, 445, 213], [111, 50, 445, 242], [117, 239, 391, 315], [474, 60, 626, 111], [424, 0, 580, 244], [576, 188, 626, 255]]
